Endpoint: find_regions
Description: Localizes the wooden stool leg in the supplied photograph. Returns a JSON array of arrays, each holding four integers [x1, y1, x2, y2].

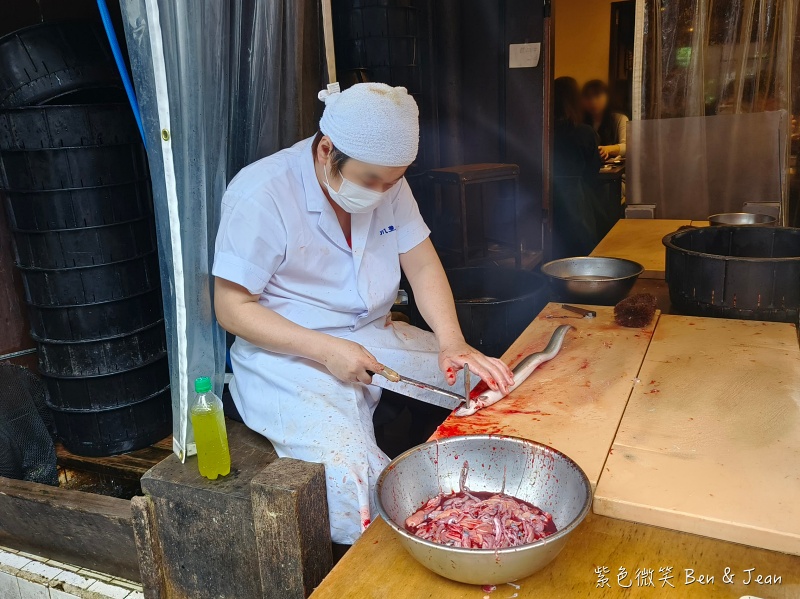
[[251, 458, 332, 598]]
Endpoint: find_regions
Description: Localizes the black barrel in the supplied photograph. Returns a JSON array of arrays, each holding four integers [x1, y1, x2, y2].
[[19, 251, 162, 306], [27, 288, 164, 341], [664, 226, 800, 323], [0, 143, 148, 190], [0, 22, 121, 108], [35, 321, 168, 378], [0, 33, 170, 457], [0, 103, 139, 150], [12, 216, 157, 269], [44, 355, 170, 412], [447, 267, 548, 357], [4, 180, 153, 231], [47, 385, 172, 457]]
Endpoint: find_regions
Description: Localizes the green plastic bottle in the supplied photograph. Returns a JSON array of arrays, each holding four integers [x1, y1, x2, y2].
[[191, 376, 231, 480]]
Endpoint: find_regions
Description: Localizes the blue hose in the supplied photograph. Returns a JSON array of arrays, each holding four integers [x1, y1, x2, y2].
[[96, 0, 147, 148]]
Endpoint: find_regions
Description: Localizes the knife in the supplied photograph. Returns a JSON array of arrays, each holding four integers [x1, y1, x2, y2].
[[369, 365, 470, 411]]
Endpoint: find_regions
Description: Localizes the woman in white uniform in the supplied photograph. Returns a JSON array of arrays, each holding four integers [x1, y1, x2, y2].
[[213, 83, 513, 544]]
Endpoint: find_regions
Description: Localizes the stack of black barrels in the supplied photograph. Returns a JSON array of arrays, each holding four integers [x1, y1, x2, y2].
[[0, 22, 171, 456]]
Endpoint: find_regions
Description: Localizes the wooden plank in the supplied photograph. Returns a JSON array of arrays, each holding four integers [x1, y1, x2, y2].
[[590, 219, 691, 279], [151, 435, 173, 451], [56, 442, 172, 480], [431, 302, 658, 489], [595, 315, 800, 555], [311, 514, 800, 598], [0, 476, 139, 580], [251, 458, 332, 598]]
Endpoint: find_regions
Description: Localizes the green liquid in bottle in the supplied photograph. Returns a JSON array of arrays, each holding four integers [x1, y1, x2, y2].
[[191, 405, 231, 480], [192, 377, 231, 480]]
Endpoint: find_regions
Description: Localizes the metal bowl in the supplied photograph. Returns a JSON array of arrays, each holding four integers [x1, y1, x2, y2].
[[708, 212, 777, 226], [376, 435, 592, 585], [541, 256, 644, 305]]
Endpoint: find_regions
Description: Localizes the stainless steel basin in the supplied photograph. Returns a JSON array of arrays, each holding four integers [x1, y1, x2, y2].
[[541, 256, 644, 305], [376, 435, 592, 585], [708, 212, 777, 226]]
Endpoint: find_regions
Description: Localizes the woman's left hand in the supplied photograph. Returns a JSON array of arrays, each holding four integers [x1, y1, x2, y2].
[[438, 339, 514, 395]]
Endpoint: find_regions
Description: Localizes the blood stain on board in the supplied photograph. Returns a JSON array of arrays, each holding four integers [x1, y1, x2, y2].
[[434, 421, 475, 439]]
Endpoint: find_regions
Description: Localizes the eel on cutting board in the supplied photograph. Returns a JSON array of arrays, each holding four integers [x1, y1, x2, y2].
[[454, 324, 574, 417]]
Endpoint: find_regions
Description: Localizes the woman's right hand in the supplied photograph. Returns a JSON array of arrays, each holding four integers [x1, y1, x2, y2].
[[320, 337, 384, 385]]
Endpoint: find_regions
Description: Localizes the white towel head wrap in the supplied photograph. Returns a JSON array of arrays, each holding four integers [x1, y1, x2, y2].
[[318, 82, 419, 167]]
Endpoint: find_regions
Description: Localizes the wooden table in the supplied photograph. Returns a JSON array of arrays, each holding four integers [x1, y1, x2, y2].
[[311, 303, 800, 598], [596, 315, 800, 555], [313, 514, 800, 598], [429, 303, 657, 489], [590, 219, 691, 279]]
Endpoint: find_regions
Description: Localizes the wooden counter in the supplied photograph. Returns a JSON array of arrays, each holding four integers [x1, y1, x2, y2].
[[590, 219, 690, 279], [310, 299, 800, 597], [430, 303, 657, 489], [312, 514, 800, 598], [595, 315, 800, 555]]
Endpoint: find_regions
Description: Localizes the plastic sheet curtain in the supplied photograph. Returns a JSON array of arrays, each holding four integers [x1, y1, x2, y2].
[[628, 110, 787, 218], [639, 0, 796, 119], [118, 0, 323, 459], [629, 0, 798, 219]]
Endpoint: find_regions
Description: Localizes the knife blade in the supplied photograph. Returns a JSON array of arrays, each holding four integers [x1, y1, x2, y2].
[[369, 366, 466, 411]]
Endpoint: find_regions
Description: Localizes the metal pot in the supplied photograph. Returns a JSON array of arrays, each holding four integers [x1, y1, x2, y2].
[[708, 212, 777, 226], [541, 256, 643, 305], [376, 435, 592, 585]]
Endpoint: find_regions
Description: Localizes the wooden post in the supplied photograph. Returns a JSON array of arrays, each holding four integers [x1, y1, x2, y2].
[[251, 459, 332, 598], [320, 0, 336, 83], [130, 496, 165, 598]]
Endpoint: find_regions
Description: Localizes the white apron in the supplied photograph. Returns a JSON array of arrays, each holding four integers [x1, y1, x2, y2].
[[213, 137, 451, 543], [230, 316, 460, 544]]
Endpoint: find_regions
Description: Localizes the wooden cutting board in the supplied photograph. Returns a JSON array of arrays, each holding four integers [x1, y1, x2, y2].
[[591, 219, 691, 279], [594, 314, 800, 555], [431, 302, 659, 489]]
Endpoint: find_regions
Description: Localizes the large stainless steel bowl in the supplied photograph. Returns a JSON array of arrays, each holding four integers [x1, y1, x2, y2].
[[541, 256, 644, 305], [708, 212, 777, 226], [376, 435, 592, 585]]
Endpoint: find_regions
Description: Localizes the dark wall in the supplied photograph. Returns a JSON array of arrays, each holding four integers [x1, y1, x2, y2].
[[435, 0, 546, 251]]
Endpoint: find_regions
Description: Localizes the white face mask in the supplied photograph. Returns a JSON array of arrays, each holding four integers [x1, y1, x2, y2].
[[324, 162, 392, 214]]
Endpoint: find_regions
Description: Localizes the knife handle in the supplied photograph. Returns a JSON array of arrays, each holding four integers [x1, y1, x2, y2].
[[367, 367, 401, 383]]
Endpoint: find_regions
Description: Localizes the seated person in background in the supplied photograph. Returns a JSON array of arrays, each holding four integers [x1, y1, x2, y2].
[[581, 79, 628, 161], [552, 77, 603, 258]]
